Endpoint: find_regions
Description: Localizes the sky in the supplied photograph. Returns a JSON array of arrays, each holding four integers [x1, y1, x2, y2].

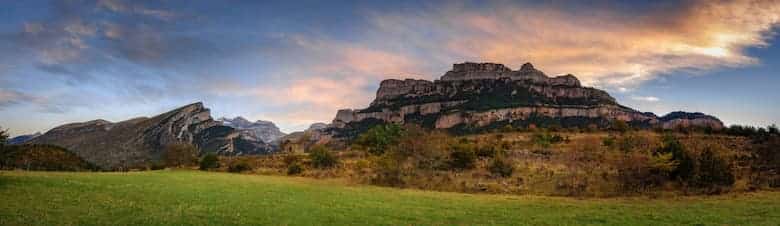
[[1, 0, 779, 136]]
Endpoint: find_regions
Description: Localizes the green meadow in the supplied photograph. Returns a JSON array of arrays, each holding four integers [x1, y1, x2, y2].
[[1, 170, 778, 226]]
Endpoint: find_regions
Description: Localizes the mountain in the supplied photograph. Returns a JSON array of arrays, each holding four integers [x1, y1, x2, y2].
[[327, 62, 723, 137], [28, 103, 272, 169], [218, 117, 286, 143], [306, 122, 329, 131], [8, 132, 42, 145]]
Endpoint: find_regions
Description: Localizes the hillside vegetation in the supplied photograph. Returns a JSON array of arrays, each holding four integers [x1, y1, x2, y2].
[[1, 170, 779, 226], [225, 124, 780, 197]]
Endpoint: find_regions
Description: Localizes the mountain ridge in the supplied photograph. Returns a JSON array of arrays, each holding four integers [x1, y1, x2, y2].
[[218, 116, 287, 143], [28, 102, 272, 169], [326, 62, 724, 137]]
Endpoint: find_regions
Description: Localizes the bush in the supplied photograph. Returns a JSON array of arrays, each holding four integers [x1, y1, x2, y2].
[[611, 120, 630, 133], [150, 162, 166, 170], [227, 160, 252, 173], [309, 146, 338, 169], [287, 163, 303, 175], [488, 157, 514, 178], [448, 142, 477, 170], [354, 124, 405, 155], [199, 153, 220, 170], [691, 146, 735, 189], [614, 151, 676, 193], [531, 132, 564, 148], [658, 135, 694, 180], [164, 143, 199, 167]]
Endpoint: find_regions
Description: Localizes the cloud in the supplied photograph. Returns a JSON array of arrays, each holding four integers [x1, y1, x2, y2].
[[363, 0, 780, 89], [14, 0, 204, 72], [202, 1, 780, 129], [630, 95, 660, 102], [0, 89, 66, 113]]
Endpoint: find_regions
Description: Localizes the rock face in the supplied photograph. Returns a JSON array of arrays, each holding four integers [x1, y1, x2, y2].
[[28, 103, 272, 169], [218, 117, 287, 143], [328, 62, 723, 137], [8, 132, 42, 145]]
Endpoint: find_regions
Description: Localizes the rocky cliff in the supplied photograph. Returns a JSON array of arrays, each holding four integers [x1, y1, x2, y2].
[[219, 116, 287, 143], [329, 62, 723, 137], [28, 103, 272, 169]]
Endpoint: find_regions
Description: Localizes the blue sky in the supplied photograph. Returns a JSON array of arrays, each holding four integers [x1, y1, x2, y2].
[[1, 0, 779, 136]]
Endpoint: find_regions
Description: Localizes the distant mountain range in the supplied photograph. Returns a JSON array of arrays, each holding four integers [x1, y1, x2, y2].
[[8, 132, 42, 145], [218, 117, 286, 143], [28, 103, 272, 169], [20, 61, 726, 169]]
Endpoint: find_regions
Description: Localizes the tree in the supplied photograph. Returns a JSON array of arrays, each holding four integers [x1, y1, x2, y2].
[[489, 156, 514, 177], [309, 146, 338, 169], [199, 153, 220, 170], [0, 126, 9, 148], [611, 120, 630, 133], [658, 134, 693, 180], [693, 147, 735, 188], [768, 124, 779, 135], [448, 142, 477, 170], [164, 143, 199, 167], [354, 124, 405, 155]]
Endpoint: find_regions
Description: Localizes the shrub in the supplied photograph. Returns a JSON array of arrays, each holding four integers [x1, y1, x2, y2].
[[614, 151, 676, 193], [163, 143, 199, 167], [488, 157, 514, 178], [602, 136, 616, 147], [199, 153, 220, 170], [657, 134, 694, 180], [283, 154, 301, 165], [531, 132, 564, 148], [371, 153, 406, 186], [309, 146, 338, 169], [768, 124, 779, 135], [150, 162, 166, 170], [476, 136, 509, 158], [354, 124, 405, 155], [691, 146, 735, 189], [615, 134, 649, 153], [287, 163, 303, 175], [448, 142, 477, 170], [227, 160, 252, 173], [611, 120, 630, 133]]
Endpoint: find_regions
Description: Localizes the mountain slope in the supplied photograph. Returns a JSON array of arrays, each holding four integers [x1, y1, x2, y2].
[[218, 117, 286, 143], [328, 62, 723, 137], [8, 132, 42, 145], [29, 103, 272, 169]]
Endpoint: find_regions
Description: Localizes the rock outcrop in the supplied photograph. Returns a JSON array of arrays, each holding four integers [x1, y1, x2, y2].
[[219, 116, 287, 143], [328, 62, 723, 137], [28, 103, 272, 169]]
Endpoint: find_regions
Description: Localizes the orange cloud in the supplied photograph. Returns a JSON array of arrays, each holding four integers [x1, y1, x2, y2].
[[370, 0, 779, 87]]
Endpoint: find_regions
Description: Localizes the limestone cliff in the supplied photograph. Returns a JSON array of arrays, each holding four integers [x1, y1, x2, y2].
[[29, 103, 272, 169], [329, 62, 723, 137]]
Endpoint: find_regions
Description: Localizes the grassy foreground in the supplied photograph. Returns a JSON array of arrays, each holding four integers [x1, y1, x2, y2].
[[1, 170, 778, 226]]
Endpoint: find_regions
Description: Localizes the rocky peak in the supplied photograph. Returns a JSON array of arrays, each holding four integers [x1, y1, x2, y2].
[[219, 116, 287, 143], [307, 123, 329, 131], [519, 62, 535, 71], [329, 61, 724, 138], [452, 62, 512, 73]]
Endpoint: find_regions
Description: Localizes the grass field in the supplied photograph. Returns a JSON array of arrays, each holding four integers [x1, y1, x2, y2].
[[1, 170, 778, 225]]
